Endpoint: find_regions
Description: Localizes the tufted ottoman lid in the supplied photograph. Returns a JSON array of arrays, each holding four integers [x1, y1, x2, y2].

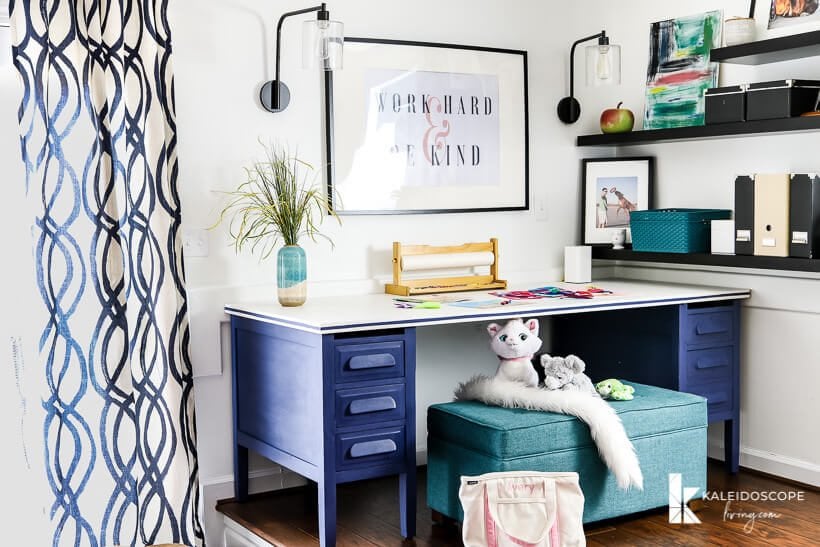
[[427, 382, 706, 459]]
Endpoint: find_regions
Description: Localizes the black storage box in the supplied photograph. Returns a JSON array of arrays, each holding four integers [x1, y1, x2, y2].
[[746, 79, 820, 120], [705, 85, 746, 124]]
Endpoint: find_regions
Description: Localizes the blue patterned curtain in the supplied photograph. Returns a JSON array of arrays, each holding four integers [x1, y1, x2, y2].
[[10, 0, 203, 545]]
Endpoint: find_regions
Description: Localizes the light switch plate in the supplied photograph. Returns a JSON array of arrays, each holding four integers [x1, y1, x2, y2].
[[535, 198, 548, 221], [182, 227, 209, 257]]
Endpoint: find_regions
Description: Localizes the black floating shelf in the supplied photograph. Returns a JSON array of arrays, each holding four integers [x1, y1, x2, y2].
[[577, 116, 820, 146], [591, 247, 820, 273], [711, 29, 820, 65]]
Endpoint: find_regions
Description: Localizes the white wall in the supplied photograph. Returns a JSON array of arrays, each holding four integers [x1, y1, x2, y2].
[[0, 23, 51, 544], [2, 0, 818, 544]]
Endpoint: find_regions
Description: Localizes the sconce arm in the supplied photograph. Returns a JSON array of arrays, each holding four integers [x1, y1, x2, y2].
[[568, 31, 606, 100], [273, 3, 328, 110]]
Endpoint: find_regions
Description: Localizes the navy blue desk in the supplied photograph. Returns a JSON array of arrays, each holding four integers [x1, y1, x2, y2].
[[225, 279, 750, 546]]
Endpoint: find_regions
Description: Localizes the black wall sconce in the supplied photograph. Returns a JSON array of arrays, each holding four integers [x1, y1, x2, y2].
[[260, 3, 343, 113], [557, 31, 621, 124]]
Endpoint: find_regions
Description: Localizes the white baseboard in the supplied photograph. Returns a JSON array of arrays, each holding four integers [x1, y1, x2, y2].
[[201, 467, 307, 546], [224, 517, 273, 547], [708, 439, 820, 487]]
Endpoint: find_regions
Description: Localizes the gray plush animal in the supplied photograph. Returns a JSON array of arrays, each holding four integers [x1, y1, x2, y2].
[[540, 354, 599, 397]]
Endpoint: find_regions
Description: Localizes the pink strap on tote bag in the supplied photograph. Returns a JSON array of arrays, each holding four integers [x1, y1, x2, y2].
[[459, 471, 586, 547]]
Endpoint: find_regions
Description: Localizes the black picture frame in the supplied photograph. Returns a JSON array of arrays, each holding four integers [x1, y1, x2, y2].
[[325, 37, 529, 215], [581, 157, 655, 245]]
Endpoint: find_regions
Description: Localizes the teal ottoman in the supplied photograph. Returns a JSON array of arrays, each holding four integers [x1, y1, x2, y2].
[[427, 382, 706, 524]]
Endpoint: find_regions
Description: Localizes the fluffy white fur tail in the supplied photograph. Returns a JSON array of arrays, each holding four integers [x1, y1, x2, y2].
[[455, 375, 643, 490]]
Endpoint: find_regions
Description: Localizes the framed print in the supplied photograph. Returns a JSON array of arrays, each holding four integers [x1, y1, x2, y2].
[[769, 0, 820, 29], [326, 38, 529, 214], [581, 157, 654, 245]]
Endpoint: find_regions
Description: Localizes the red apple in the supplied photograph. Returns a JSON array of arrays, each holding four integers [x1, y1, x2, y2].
[[600, 102, 635, 134]]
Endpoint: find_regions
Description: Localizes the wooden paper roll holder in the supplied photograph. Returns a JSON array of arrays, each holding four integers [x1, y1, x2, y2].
[[385, 238, 507, 296]]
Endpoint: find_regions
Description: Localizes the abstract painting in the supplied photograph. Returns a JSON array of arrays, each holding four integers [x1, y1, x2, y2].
[[769, 0, 820, 29], [644, 11, 722, 130]]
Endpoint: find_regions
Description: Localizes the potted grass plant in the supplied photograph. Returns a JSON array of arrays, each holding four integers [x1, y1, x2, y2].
[[216, 144, 338, 306]]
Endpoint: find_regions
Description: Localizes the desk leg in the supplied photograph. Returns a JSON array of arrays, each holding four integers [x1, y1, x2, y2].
[[725, 418, 740, 474], [234, 444, 248, 502], [305, 480, 318, 514], [399, 468, 417, 538], [318, 480, 337, 547]]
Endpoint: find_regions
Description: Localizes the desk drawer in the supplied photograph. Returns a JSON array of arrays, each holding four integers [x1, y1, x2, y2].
[[687, 383, 733, 417], [683, 311, 734, 348], [683, 346, 734, 385], [334, 341, 405, 384], [335, 384, 405, 428], [336, 426, 406, 470]]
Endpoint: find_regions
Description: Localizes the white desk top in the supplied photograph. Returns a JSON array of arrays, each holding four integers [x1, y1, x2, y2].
[[225, 279, 750, 334]]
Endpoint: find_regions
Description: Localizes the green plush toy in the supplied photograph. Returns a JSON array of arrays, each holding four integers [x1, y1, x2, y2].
[[595, 378, 635, 401]]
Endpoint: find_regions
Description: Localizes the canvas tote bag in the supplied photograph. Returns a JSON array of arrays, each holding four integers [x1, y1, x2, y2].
[[459, 471, 586, 547]]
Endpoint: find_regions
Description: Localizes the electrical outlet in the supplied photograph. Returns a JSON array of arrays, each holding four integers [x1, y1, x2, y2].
[[535, 198, 548, 221], [182, 227, 209, 258]]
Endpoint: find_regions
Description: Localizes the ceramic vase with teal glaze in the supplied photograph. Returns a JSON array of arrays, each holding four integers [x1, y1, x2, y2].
[[277, 245, 307, 306]]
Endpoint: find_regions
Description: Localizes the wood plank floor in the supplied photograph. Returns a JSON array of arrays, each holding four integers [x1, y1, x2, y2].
[[217, 460, 819, 546]]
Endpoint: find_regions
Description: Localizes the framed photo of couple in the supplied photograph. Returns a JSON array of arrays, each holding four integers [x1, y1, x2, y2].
[[581, 157, 654, 245]]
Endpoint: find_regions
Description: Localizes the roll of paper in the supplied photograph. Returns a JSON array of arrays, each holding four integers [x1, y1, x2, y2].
[[401, 251, 495, 271], [564, 246, 591, 283]]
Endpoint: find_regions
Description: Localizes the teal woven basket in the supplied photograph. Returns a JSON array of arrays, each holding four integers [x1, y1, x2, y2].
[[630, 209, 732, 253]]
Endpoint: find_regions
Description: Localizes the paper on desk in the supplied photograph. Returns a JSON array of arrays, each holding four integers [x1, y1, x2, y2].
[[394, 294, 472, 303], [448, 299, 531, 310]]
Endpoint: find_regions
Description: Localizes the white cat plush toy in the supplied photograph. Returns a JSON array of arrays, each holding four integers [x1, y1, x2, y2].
[[486, 318, 542, 387]]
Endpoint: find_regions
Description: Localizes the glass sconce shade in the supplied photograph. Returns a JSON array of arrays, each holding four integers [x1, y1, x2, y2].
[[557, 30, 619, 123], [585, 43, 620, 86], [261, 3, 343, 113], [302, 19, 343, 70]]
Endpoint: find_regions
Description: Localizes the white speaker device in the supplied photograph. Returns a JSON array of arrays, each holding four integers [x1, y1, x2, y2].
[[564, 246, 592, 283], [711, 219, 735, 255]]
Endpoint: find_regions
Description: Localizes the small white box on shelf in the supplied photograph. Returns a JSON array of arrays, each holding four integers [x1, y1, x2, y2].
[[564, 246, 591, 283], [711, 219, 735, 255]]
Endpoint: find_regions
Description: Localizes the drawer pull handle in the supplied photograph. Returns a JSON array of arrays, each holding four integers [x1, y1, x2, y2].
[[349, 439, 397, 458], [349, 396, 397, 415], [349, 353, 396, 370], [695, 322, 729, 335], [696, 357, 729, 370]]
